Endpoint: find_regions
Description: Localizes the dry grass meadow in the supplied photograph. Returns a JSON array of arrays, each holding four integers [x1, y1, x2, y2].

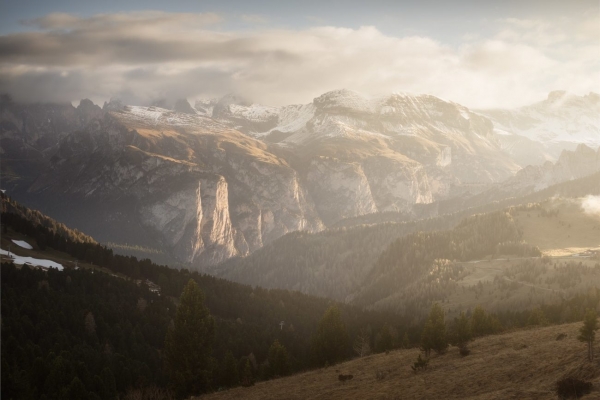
[[514, 199, 600, 257], [198, 323, 600, 400]]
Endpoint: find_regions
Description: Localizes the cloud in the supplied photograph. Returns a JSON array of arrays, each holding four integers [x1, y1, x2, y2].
[[581, 195, 600, 216], [23, 11, 223, 30], [0, 12, 597, 107], [241, 14, 268, 24]]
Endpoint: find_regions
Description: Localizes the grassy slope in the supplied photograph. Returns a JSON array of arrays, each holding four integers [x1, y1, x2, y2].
[[513, 199, 600, 257], [199, 323, 599, 400]]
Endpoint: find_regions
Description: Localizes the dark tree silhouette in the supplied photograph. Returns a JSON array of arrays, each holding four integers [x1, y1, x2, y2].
[[311, 306, 349, 366], [164, 279, 215, 398], [578, 309, 598, 361], [421, 303, 448, 356]]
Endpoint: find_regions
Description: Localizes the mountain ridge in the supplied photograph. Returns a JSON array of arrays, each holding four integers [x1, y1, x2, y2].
[[2, 90, 599, 269]]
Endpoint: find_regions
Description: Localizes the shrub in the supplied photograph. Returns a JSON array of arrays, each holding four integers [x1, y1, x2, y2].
[[555, 333, 567, 341], [411, 354, 429, 374], [555, 377, 592, 399]]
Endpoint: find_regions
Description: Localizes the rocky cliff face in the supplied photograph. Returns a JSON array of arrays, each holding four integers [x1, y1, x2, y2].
[[211, 89, 521, 223], [306, 158, 377, 224], [503, 144, 600, 192], [1, 98, 326, 269], [3, 90, 598, 270]]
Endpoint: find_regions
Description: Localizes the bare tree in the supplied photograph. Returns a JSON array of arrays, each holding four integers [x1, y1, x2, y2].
[[353, 329, 371, 357], [85, 311, 96, 335], [137, 298, 147, 312]]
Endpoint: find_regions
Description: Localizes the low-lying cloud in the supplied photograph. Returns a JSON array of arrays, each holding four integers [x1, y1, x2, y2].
[[581, 195, 600, 216], [0, 11, 598, 107]]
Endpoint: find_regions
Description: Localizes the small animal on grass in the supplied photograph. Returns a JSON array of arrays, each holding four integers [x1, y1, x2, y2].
[[338, 374, 354, 382]]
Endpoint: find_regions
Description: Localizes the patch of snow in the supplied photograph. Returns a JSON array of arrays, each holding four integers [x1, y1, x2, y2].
[[229, 104, 279, 122], [263, 104, 315, 135], [479, 92, 600, 146], [112, 105, 230, 135], [1, 249, 64, 271], [493, 128, 513, 136], [11, 240, 33, 250]]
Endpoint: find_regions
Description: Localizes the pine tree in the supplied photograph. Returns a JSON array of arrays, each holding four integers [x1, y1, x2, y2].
[[268, 340, 291, 378], [311, 306, 349, 366], [65, 377, 88, 400], [470, 305, 491, 337], [578, 309, 599, 361], [451, 312, 472, 354], [421, 303, 448, 356], [240, 359, 254, 387], [376, 324, 393, 353], [164, 279, 215, 398], [527, 307, 548, 326], [401, 332, 411, 349], [220, 351, 239, 387], [84, 312, 96, 335]]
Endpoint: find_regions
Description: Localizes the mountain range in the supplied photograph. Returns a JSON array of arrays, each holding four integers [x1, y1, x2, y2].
[[1, 90, 599, 270]]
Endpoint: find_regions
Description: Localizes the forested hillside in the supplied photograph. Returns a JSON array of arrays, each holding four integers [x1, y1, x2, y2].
[[214, 173, 600, 301], [352, 208, 540, 311], [1, 196, 395, 399], [2, 187, 599, 399]]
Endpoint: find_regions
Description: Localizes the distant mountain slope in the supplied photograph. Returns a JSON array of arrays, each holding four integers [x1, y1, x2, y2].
[[212, 173, 600, 302], [2, 90, 599, 269], [1, 99, 324, 268], [479, 91, 600, 162], [215, 89, 523, 221]]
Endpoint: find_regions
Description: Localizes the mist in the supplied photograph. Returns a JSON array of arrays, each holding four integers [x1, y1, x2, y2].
[[581, 195, 600, 216]]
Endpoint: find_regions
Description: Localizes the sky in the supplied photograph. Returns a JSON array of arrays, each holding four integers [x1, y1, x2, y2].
[[0, 0, 598, 108]]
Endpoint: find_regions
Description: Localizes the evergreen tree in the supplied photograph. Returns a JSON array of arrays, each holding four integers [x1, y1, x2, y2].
[[450, 312, 472, 354], [401, 332, 411, 349], [100, 367, 117, 400], [164, 279, 215, 398], [240, 360, 254, 387], [220, 351, 239, 387], [578, 309, 599, 361], [375, 324, 393, 353], [527, 307, 549, 326], [421, 303, 448, 356], [311, 306, 349, 366], [65, 377, 88, 400], [470, 305, 491, 337], [268, 340, 291, 378]]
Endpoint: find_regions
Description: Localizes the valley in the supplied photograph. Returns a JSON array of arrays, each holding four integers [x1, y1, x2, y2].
[[2, 3, 600, 399]]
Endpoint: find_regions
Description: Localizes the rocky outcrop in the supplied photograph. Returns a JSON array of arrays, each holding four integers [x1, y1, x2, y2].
[[499, 145, 600, 193], [306, 158, 377, 224], [363, 157, 433, 212], [224, 154, 323, 250], [1, 101, 326, 269], [140, 176, 238, 265], [173, 99, 197, 115]]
